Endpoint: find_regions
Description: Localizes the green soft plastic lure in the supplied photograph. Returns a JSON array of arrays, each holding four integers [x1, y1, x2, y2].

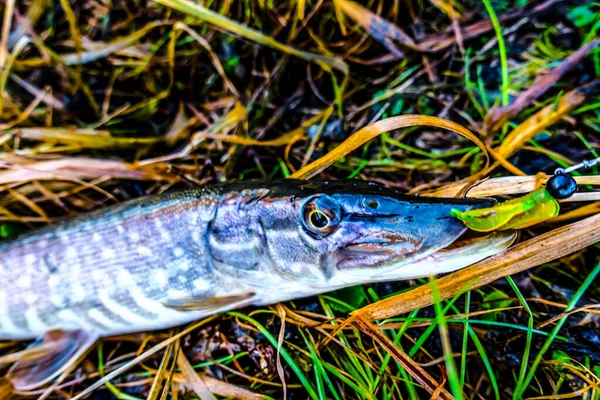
[[450, 172, 578, 233]]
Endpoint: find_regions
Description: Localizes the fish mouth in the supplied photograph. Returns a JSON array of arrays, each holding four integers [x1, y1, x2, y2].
[[369, 230, 518, 280], [336, 230, 425, 269], [335, 230, 517, 281]]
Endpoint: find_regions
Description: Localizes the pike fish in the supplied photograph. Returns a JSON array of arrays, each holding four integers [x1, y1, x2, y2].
[[0, 179, 515, 390]]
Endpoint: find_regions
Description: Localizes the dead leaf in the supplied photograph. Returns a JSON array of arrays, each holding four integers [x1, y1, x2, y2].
[[483, 38, 600, 134], [0, 158, 174, 184], [16, 127, 160, 149], [176, 349, 216, 400], [191, 130, 305, 147], [495, 81, 600, 159], [333, 0, 423, 57], [423, 174, 600, 198], [418, 0, 558, 52]]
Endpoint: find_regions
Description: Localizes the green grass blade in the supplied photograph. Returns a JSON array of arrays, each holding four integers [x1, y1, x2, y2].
[[431, 277, 464, 400], [228, 311, 319, 400], [506, 276, 534, 400], [468, 327, 500, 400], [482, 0, 509, 107]]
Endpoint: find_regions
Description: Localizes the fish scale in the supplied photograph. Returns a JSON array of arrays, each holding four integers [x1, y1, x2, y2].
[[0, 187, 222, 339]]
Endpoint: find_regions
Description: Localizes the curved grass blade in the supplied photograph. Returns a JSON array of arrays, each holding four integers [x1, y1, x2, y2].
[[290, 115, 489, 180]]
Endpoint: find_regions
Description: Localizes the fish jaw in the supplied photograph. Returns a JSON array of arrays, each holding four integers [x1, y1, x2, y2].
[[365, 230, 517, 281], [255, 231, 517, 304]]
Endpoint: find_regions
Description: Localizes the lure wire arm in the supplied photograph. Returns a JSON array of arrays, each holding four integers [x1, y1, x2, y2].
[[555, 155, 600, 175]]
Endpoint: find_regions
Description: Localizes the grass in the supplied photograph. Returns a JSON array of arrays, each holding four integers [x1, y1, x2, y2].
[[0, 0, 600, 399], [517, 262, 600, 399], [481, 0, 509, 109]]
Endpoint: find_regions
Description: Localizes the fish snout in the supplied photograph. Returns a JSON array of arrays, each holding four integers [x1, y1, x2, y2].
[[390, 198, 495, 253]]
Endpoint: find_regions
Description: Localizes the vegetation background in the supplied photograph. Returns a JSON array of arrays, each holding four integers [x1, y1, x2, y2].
[[1, 0, 600, 399]]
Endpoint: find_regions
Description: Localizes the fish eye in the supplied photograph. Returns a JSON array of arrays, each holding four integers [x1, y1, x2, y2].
[[301, 195, 342, 238]]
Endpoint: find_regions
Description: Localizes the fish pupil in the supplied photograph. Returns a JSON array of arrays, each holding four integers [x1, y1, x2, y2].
[[310, 211, 329, 228]]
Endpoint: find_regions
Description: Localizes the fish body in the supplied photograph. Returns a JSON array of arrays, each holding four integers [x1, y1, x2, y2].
[[0, 180, 515, 390]]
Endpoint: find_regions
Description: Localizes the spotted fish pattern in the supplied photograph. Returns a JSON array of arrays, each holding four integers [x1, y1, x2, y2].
[[0, 179, 509, 341], [0, 186, 226, 339]]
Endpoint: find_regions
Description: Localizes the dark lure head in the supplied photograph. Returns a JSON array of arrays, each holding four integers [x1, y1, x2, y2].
[[207, 180, 495, 287]]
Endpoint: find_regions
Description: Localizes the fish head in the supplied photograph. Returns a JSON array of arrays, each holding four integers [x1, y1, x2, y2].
[[254, 180, 505, 285]]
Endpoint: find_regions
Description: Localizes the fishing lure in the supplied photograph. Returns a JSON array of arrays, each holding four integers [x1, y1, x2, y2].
[[450, 157, 598, 232]]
